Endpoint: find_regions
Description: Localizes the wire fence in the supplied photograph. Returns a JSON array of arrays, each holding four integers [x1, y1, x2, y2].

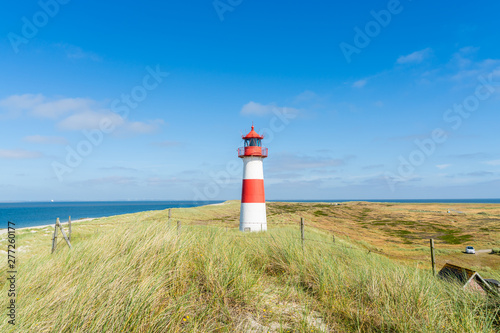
[[48, 209, 396, 257]]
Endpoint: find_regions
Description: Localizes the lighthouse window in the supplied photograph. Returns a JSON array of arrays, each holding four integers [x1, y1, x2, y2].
[[245, 138, 261, 147]]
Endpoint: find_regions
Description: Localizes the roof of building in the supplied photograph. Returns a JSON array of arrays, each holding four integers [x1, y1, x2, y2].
[[484, 278, 500, 287], [438, 263, 476, 284], [242, 125, 264, 139], [438, 263, 498, 294]]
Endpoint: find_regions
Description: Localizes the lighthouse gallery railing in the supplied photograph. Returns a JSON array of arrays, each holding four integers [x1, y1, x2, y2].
[[238, 147, 268, 157]]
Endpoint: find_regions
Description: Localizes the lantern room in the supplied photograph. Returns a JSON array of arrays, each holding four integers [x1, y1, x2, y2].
[[238, 125, 268, 158]]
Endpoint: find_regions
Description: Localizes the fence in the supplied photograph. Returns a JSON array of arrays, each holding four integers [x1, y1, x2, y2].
[[49, 208, 437, 270]]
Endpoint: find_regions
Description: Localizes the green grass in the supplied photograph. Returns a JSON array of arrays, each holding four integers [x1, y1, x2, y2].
[[313, 210, 328, 217], [1, 207, 499, 332], [439, 233, 474, 245]]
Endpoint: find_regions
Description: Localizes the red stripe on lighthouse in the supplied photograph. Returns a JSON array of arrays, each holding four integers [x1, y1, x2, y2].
[[241, 179, 265, 203]]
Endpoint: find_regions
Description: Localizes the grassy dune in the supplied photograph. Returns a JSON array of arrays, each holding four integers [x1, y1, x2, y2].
[[1, 201, 499, 332]]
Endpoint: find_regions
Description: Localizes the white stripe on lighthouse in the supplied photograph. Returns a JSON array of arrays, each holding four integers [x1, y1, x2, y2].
[[242, 157, 264, 179], [240, 203, 267, 232]]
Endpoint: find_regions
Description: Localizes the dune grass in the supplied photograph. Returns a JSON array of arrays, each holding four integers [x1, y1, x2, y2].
[[1, 206, 499, 332], [0, 202, 500, 332]]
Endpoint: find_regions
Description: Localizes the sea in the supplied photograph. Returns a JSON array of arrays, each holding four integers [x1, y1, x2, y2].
[[1, 199, 499, 229], [0, 201, 223, 229]]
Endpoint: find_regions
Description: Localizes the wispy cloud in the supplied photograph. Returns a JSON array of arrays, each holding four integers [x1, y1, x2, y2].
[[350, 72, 385, 89], [463, 171, 494, 177], [72, 176, 137, 186], [484, 159, 500, 166], [124, 120, 164, 134], [57, 110, 123, 130], [447, 47, 500, 81], [352, 79, 367, 88], [56, 43, 102, 61], [0, 149, 43, 159], [0, 94, 94, 119], [386, 131, 451, 142], [23, 135, 68, 145], [240, 101, 299, 117], [0, 94, 163, 135], [293, 90, 319, 103], [0, 93, 44, 111], [397, 48, 432, 64], [100, 166, 139, 172], [436, 164, 451, 170], [449, 152, 491, 159], [268, 152, 354, 173], [362, 164, 384, 170]]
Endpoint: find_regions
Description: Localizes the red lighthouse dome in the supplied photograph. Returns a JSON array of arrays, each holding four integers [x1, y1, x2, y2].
[[238, 125, 268, 158]]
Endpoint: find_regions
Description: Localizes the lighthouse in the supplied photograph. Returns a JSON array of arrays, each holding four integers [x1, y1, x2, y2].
[[238, 125, 268, 232]]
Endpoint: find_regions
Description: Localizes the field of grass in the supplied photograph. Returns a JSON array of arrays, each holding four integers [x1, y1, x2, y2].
[[1, 201, 499, 332]]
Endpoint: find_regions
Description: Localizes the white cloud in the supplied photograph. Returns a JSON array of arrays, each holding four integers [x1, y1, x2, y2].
[[0, 94, 164, 135], [484, 159, 500, 166], [0, 94, 44, 110], [446, 47, 500, 81], [56, 43, 102, 61], [240, 101, 274, 116], [23, 135, 68, 145], [123, 119, 164, 134], [32, 97, 95, 118], [268, 153, 354, 173], [293, 90, 319, 103], [0, 94, 44, 118], [240, 101, 299, 117], [352, 79, 367, 88], [397, 48, 432, 64], [0, 94, 94, 119], [0, 149, 43, 159], [436, 164, 451, 170], [452, 46, 480, 68], [57, 110, 163, 134], [72, 176, 137, 186], [57, 110, 124, 131]]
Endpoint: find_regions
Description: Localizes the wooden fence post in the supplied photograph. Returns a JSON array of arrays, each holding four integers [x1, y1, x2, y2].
[[300, 217, 305, 249], [177, 220, 181, 236], [168, 209, 172, 226], [430, 239, 436, 276], [68, 215, 71, 241], [58, 220, 73, 250], [332, 234, 335, 244], [51, 218, 59, 253]]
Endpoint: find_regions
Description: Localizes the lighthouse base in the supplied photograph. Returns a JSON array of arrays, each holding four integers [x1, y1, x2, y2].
[[239, 202, 267, 232]]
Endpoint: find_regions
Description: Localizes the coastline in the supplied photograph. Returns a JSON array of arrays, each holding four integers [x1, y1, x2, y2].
[[2, 199, 499, 231], [0, 218, 96, 235], [0, 200, 225, 230]]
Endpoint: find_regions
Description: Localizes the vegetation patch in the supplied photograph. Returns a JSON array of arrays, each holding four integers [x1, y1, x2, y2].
[[439, 232, 473, 244], [370, 220, 417, 226], [313, 210, 329, 217], [312, 204, 332, 208]]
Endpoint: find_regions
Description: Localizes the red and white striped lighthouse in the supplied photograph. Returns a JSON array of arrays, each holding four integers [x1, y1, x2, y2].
[[238, 125, 268, 232]]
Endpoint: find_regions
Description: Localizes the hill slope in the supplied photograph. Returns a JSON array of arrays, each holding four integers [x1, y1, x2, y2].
[[1, 201, 499, 332]]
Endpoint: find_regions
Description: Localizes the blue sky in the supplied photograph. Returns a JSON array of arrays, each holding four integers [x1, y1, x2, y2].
[[1, 0, 499, 201]]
